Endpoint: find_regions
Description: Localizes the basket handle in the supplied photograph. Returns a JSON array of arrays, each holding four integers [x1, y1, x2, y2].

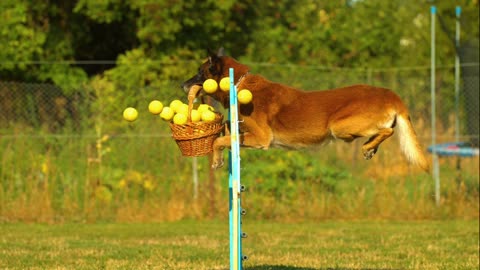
[[187, 85, 202, 122]]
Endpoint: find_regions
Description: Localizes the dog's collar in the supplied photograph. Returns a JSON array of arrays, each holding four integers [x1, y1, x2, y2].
[[235, 72, 249, 89]]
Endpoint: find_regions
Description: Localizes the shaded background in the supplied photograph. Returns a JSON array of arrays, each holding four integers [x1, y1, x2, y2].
[[0, 0, 478, 222]]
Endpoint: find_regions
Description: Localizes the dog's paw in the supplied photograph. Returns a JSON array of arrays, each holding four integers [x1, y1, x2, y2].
[[211, 158, 225, 170], [363, 148, 376, 160]]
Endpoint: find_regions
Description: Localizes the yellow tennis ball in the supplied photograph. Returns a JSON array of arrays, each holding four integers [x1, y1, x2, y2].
[[238, 89, 253, 104], [197, 104, 215, 113], [159, 107, 174, 121], [190, 109, 201, 122], [123, 107, 138, 122], [201, 110, 216, 123], [176, 103, 189, 115], [170, 99, 183, 113], [203, 79, 218, 93], [148, 100, 163, 114], [219, 77, 230, 91], [173, 113, 188, 125]]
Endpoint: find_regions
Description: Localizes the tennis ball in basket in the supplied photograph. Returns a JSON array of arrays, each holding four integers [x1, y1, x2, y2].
[[238, 89, 253, 104], [123, 107, 138, 122], [173, 113, 188, 125], [148, 100, 163, 115], [219, 77, 230, 91], [177, 103, 189, 115], [160, 107, 174, 121], [201, 110, 216, 123], [190, 109, 201, 122], [203, 79, 218, 93], [170, 99, 183, 112], [197, 104, 215, 113]]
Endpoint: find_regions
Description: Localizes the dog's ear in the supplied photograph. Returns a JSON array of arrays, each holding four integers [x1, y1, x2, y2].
[[207, 48, 224, 57], [205, 49, 223, 77], [207, 49, 222, 67], [207, 47, 224, 64]]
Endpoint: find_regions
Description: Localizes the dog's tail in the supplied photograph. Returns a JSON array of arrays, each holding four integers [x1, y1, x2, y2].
[[396, 113, 430, 172]]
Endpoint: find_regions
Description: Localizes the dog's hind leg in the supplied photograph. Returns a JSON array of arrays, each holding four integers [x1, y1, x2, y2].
[[329, 113, 396, 160], [361, 128, 394, 160]]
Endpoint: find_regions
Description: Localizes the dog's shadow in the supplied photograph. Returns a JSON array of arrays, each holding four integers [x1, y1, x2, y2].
[[244, 266, 396, 270]]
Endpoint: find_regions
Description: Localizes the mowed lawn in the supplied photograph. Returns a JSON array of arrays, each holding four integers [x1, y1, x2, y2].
[[0, 220, 478, 270]]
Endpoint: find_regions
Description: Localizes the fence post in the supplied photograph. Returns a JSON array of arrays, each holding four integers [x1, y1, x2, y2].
[[454, 6, 461, 143], [192, 157, 198, 200], [431, 6, 441, 206]]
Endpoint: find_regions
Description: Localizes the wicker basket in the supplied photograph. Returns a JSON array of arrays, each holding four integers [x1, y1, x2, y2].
[[169, 85, 224, 157], [169, 113, 224, 157]]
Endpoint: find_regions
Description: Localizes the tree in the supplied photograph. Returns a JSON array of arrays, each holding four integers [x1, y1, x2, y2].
[[1, 0, 477, 89]]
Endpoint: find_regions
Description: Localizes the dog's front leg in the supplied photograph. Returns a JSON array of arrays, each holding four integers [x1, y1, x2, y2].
[[211, 135, 231, 169], [211, 116, 273, 169]]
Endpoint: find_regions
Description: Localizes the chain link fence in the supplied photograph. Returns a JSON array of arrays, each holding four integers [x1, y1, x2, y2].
[[0, 62, 478, 222], [0, 81, 78, 131], [3, 63, 477, 142], [1, 63, 478, 173]]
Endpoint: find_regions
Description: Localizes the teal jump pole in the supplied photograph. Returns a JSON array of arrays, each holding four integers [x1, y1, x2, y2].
[[229, 68, 243, 270]]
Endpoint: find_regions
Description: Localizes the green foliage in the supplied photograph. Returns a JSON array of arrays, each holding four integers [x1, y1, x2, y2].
[[38, 65, 88, 95], [1, 0, 478, 97], [0, 122, 478, 222], [241, 149, 351, 200], [0, 1, 45, 71], [74, 0, 125, 23]]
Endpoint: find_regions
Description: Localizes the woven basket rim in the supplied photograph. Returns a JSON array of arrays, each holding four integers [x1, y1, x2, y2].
[[172, 124, 224, 140], [169, 113, 224, 140]]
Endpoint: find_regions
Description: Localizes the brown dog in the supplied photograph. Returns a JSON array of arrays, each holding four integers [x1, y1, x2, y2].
[[183, 52, 429, 172]]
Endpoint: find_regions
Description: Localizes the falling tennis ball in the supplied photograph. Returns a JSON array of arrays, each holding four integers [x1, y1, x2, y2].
[[123, 107, 138, 122], [219, 77, 230, 91], [238, 89, 253, 104], [148, 100, 163, 115], [203, 79, 218, 93], [190, 109, 201, 122], [173, 113, 188, 125], [170, 99, 183, 113], [201, 110, 216, 123], [159, 107, 174, 121]]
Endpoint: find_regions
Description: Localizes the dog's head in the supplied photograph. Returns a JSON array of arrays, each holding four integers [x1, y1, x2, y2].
[[182, 49, 250, 104]]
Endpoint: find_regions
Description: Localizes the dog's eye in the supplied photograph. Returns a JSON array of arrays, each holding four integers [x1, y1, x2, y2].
[[209, 65, 221, 75]]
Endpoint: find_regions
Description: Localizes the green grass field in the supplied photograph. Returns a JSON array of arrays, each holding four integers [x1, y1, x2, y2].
[[0, 220, 478, 269]]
